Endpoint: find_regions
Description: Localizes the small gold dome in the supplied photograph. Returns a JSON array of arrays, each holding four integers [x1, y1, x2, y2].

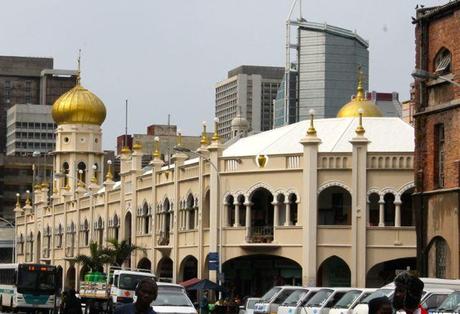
[[52, 83, 106, 125], [336, 74, 383, 118]]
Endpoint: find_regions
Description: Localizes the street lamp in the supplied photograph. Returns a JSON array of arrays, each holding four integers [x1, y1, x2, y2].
[[0, 216, 16, 263], [412, 69, 460, 87], [173, 145, 223, 294]]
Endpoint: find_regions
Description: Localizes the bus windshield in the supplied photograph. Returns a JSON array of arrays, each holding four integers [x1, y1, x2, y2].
[[17, 265, 56, 294]]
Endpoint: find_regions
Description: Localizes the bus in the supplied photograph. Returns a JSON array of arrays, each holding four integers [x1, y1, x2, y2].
[[0, 263, 61, 313]]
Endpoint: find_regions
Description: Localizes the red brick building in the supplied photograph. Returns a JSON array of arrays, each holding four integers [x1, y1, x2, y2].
[[413, 1, 460, 278]]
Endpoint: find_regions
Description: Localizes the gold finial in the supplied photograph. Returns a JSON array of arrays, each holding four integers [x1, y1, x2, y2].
[[153, 137, 161, 159], [16, 193, 21, 208], [355, 108, 365, 136], [105, 160, 113, 181], [25, 190, 31, 206], [200, 122, 209, 145], [177, 130, 183, 147], [76, 49, 82, 85], [306, 109, 317, 136], [121, 146, 131, 154], [211, 117, 220, 142], [77, 169, 85, 188], [133, 141, 142, 151], [355, 66, 365, 101]]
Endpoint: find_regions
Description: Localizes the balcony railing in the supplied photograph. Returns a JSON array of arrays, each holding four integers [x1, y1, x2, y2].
[[246, 226, 274, 243], [157, 231, 170, 246]]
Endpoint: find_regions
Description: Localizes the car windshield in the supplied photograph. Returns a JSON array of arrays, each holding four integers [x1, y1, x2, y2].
[[361, 289, 394, 304], [119, 274, 155, 290], [305, 289, 333, 307], [333, 290, 362, 309], [17, 269, 55, 294], [436, 292, 460, 311], [261, 287, 282, 302], [153, 286, 193, 307], [282, 290, 309, 306]]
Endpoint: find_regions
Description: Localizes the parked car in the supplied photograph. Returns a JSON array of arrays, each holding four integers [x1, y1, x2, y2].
[[328, 289, 376, 314], [353, 278, 460, 314], [254, 286, 303, 314], [302, 288, 355, 314], [431, 291, 460, 314], [277, 288, 321, 314], [239, 297, 260, 314]]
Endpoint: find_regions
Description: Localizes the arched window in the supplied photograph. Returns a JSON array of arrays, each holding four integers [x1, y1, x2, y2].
[[55, 224, 63, 248], [434, 48, 451, 75], [113, 214, 120, 240], [27, 232, 34, 262], [368, 193, 380, 226], [62, 162, 69, 188], [143, 202, 150, 234], [226, 195, 235, 227], [78, 162, 87, 185], [318, 186, 352, 225], [83, 219, 89, 246], [288, 193, 298, 225], [95, 217, 104, 247], [186, 194, 195, 230], [384, 193, 395, 226]]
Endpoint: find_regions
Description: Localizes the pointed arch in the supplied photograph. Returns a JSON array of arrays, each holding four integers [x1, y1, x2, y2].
[[318, 181, 352, 194], [247, 182, 276, 199]]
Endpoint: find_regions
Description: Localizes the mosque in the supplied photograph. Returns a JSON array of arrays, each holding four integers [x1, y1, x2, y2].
[[14, 75, 416, 296]]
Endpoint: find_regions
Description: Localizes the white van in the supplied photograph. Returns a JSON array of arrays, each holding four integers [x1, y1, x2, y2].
[[277, 288, 321, 314], [302, 288, 355, 314], [328, 289, 376, 314], [353, 278, 460, 314], [432, 291, 460, 314], [254, 286, 304, 314]]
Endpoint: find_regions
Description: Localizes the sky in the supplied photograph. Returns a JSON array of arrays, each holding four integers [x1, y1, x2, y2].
[[0, 0, 441, 150]]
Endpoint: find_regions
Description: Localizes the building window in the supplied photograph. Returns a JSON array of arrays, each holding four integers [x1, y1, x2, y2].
[[434, 48, 451, 75], [435, 124, 445, 188]]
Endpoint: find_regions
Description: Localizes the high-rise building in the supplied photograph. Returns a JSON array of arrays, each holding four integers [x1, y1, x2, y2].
[[215, 65, 284, 140], [6, 104, 57, 156], [0, 56, 77, 152], [275, 21, 369, 126]]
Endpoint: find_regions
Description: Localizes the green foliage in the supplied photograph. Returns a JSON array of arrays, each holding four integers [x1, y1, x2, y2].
[[106, 238, 145, 266], [74, 242, 113, 272]]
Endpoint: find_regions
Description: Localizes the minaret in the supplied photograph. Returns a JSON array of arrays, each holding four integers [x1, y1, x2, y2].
[[231, 106, 249, 138], [51, 59, 107, 195]]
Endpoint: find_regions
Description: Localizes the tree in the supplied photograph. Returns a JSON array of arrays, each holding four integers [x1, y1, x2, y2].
[[74, 241, 113, 272], [106, 238, 145, 267]]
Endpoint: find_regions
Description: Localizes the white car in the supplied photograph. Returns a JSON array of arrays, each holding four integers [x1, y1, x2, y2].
[[135, 282, 197, 314], [328, 289, 376, 314]]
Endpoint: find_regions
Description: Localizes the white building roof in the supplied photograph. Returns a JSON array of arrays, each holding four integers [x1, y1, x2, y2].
[[223, 117, 414, 157]]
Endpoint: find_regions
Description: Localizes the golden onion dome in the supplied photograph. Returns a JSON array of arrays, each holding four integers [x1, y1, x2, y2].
[[52, 82, 106, 126], [336, 75, 383, 118]]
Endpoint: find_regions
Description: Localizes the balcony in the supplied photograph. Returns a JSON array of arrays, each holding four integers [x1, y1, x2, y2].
[[157, 231, 170, 246], [246, 226, 274, 243]]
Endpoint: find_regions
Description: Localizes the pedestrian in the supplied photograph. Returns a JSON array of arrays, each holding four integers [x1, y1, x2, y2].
[[60, 288, 82, 314], [200, 291, 209, 314], [368, 296, 392, 314], [392, 271, 427, 314], [114, 277, 158, 314]]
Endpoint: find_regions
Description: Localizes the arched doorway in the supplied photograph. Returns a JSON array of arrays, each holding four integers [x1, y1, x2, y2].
[[137, 257, 152, 271], [180, 256, 198, 281], [222, 254, 301, 298], [249, 188, 274, 242], [427, 236, 449, 278], [157, 256, 173, 282], [366, 257, 416, 287], [317, 256, 350, 287], [66, 265, 76, 289], [318, 186, 352, 225]]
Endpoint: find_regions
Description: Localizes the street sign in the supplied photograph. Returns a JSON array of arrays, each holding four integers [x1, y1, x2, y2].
[[208, 252, 219, 271]]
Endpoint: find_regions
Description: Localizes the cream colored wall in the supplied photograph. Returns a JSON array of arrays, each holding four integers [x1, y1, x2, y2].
[[15, 140, 417, 289]]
